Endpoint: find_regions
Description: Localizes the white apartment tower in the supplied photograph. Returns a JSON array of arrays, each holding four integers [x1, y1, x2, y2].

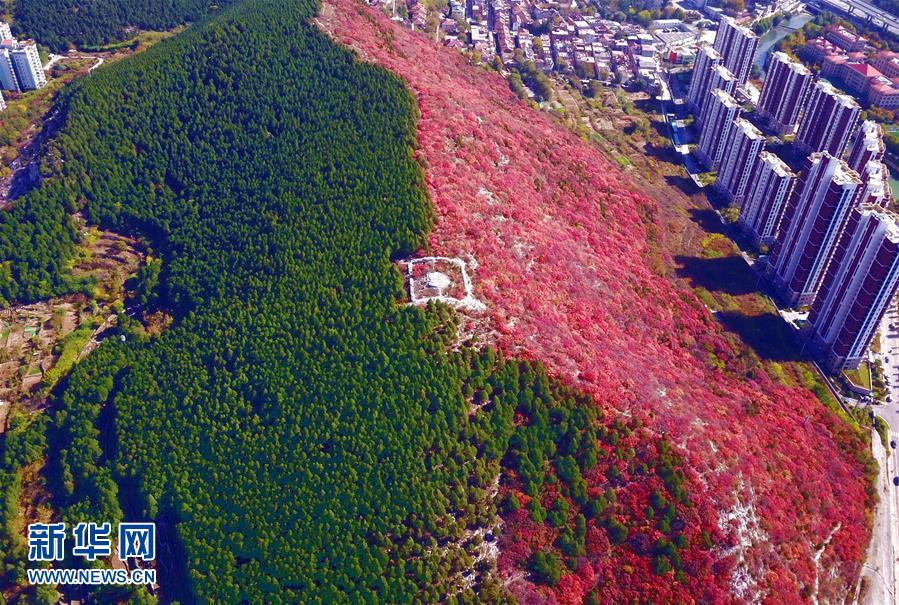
[[808, 206, 899, 371], [717, 117, 765, 203], [739, 151, 796, 247], [757, 52, 813, 134], [767, 153, 864, 307], [696, 88, 741, 170], [712, 16, 759, 85], [0, 40, 46, 91]]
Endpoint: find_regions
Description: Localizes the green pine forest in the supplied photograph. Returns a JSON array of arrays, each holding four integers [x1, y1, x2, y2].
[[13, 0, 234, 51], [0, 0, 698, 602]]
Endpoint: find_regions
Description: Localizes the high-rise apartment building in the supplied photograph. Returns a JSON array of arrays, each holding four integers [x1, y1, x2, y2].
[[696, 89, 741, 170], [687, 46, 721, 112], [739, 151, 796, 247], [757, 52, 813, 134], [859, 160, 892, 207], [0, 40, 46, 91], [716, 117, 765, 203], [847, 120, 885, 173], [807, 205, 899, 371], [795, 79, 860, 157], [767, 153, 863, 307], [687, 46, 736, 120], [0, 22, 12, 41], [697, 64, 737, 125], [712, 16, 759, 85]]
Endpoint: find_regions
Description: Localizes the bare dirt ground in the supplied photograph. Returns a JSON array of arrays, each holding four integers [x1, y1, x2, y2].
[[0, 226, 143, 419]]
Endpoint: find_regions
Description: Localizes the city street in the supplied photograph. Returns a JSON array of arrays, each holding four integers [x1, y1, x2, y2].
[[660, 70, 705, 185], [859, 306, 899, 605], [814, 0, 899, 36]]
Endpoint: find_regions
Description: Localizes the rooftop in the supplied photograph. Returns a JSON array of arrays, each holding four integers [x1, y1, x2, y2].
[[830, 156, 862, 187], [858, 120, 885, 153], [712, 87, 741, 109], [759, 151, 795, 178], [846, 62, 882, 78], [721, 15, 758, 41], [772, 51, 812, 76], [713, 63, 736, 82], [733, 116, 764, 140], [863, 160, 890, 198], [816, 79, 861, 109], [859, 203, 899, 242]]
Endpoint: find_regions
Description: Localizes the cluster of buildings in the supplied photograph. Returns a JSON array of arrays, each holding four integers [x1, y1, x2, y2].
[[804, 25, 899, 109], [0, 21, 47, 111], [376, 0, 707, 90], [691, 17, 898, 373]]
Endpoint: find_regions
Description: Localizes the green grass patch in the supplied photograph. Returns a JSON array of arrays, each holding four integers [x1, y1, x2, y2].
[[871, 331, 882, 355], [40, 321, 95, 392], [699, 233, 734, 259], [614, 154, 632, 168], [844, 363, 872, 391], [874, 415, 890, 449]]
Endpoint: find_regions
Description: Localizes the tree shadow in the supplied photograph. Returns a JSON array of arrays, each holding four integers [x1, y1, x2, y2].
[[664, 174, 699, 196], [675, 255, 761, 296], [632, 97, 659, 113], [643, 141, 681, 166], [686, 207, 724, 233], [716, 310, 804, 361]]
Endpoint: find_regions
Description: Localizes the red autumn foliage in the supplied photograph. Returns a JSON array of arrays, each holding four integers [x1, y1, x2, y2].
[[316, 3, 874, 602]]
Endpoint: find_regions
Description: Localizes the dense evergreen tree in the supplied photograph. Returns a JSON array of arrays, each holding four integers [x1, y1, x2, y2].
[[15, 0, 234, 51], [0, 0, 715, 601]]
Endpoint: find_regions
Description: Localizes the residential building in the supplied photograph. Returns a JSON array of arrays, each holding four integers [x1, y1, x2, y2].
[[847, 121, 885, 173], [687, 45, 723, 112], [810, 46, 899, 109], [9, 42, 46, 90], [807, 205, 899, 371], [804, 37, 842, 63], [696, 89, 741, 169], [795, 79, 860, 157], [711, 16, 759, 85], [0, 22, 11, 41], [867, 79, 899, 109], [825, 24, 868, 52], [0, 40, 45, 91], [767, 153, 863, 307], [739, 151, 796, 247], [859, 160, 892, 207], [757, 52, 813, 134], [696, 64, 737, 124], [716, 117, 765, 203], [0, 51, 16, 91], [821, 55, 879, 95], [873, 51, 899, 79]]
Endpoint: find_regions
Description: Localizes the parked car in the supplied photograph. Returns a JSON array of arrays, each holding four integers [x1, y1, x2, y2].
[[891, 440, 896, 449], [893, 476, 898, 487]]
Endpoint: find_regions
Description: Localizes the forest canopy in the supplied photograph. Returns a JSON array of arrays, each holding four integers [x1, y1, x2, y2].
[[0, 0, 721, 601], [14, 0, 234, 50]]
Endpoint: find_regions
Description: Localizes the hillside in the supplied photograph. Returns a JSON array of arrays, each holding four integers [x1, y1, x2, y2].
[[0, 0, 876, 601], [13, 0, 231, 50], [0, 0, 737, 602], [318, 2, 875, 602]]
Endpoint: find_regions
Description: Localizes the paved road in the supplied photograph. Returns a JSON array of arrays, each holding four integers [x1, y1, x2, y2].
[[860, 306, 899, 605], [814, 0, 899, 36], [660, 70, 705, 186]]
